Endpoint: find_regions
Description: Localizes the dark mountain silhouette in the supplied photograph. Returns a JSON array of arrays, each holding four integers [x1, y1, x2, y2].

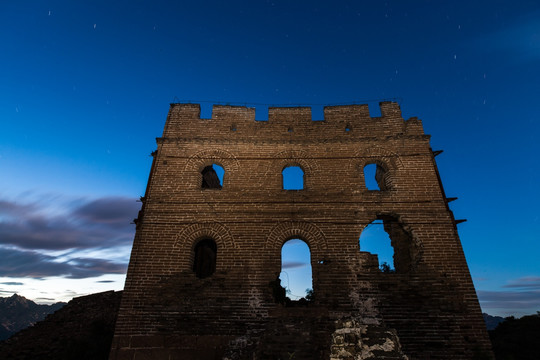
[[482, 312, 505, 331], [0, 294, 65, 341], [0, 291, 121, 360], [489, 312, 540, 360]]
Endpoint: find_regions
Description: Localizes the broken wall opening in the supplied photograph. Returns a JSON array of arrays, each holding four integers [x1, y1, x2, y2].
[[363, 163, 389, 191], [360, 221, 395, 272], [360, 215, 415, 273]]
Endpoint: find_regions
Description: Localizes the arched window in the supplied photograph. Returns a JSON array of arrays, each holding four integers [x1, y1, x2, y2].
[[201, 164, 224, 189], [282, 166, 304, 190], [193, 238, 217, 278], [279, 239, 313, 300], [359, 215, 414, 273], [363, 163, 388, 191]]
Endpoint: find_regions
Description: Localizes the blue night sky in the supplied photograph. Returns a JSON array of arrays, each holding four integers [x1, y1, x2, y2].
[[1, 1, 539, 317]]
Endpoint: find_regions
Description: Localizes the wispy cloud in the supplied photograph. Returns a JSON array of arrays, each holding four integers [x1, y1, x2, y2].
[[282, 261, 307, 269], [0, 196, 139, 250], [478, 289, 540, 304], [0, 246, 127, 279], [73, 197, 140, 226], [0, 200, 37, 217], [478, 276, 540, 316], [35, 297, 59, 302], [503, 276, 540, 289], [0, 281, 24, 285], [0, 195, 137, 280]]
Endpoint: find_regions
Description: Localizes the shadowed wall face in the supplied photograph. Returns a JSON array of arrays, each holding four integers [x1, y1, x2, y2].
[[110, 102, 493, 360]]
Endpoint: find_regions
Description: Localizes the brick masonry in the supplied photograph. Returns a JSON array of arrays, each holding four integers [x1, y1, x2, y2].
[[110, 102, 493, 359]]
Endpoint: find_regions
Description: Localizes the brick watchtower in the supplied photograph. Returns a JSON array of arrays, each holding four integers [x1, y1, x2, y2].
[[110, 102, 492, 359]]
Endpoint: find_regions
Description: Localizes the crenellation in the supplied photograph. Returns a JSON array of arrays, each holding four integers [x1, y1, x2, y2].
[[162, 102, 424, 139]]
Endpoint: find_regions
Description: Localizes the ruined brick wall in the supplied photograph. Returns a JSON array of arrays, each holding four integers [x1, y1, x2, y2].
[[110, 102, 492, 359]]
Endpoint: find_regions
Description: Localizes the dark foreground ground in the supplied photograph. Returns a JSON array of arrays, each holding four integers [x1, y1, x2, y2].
[[0, 290, 537, 359]]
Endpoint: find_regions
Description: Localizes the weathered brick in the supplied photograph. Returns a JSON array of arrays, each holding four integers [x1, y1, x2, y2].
[[110, 102, 492, 359]]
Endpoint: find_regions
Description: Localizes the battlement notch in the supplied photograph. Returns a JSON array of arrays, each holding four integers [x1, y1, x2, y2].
[[163, 101, 423, 138]]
